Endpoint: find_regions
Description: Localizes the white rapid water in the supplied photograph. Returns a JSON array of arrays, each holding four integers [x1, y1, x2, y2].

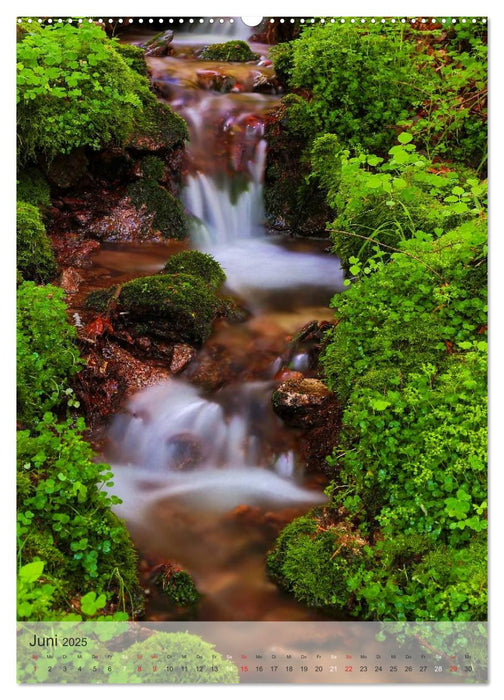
[[107, 380, 324, 518]]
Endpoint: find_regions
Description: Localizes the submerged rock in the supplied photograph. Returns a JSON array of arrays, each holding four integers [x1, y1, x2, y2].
[[196, 69, 236, 92], [272, 378, 337, 429]]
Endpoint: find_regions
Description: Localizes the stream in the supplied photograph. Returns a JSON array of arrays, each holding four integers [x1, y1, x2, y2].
[[87, 22, 346, 621]]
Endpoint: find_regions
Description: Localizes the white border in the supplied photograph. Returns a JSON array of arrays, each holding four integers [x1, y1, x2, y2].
[[3, 2, 502, 698]]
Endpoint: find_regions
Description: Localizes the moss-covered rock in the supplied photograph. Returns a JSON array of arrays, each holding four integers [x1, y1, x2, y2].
[[128, 97, 189, 152], [115, 42, 148, 76], [116, 273, 219, 345], [267, 510, 366, 609], [264, 95, 331, 236], [125, 632, 239, 683], [163, 250, 226, 290], [151, 563, 200, 607], [16, 201, 57, 283], [144, 29, 174, 57], [139, 155, 165, 181], [127, 180, 188, 239], [17, 168, 51, 209], [200, 40, 258, 62], [84, 286, 118, 312]]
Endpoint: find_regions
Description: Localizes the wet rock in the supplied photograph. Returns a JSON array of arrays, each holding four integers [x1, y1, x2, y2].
[[170, 343, 197, 374], [52, 236, 101, 268], [272, 378, 337, 429], [165, 433, 202, 471], [144, 30, 174, 57], [76, 342, 171, 424], [59, 267, 84, 294], [46, 148, 89, 189], [196, 69, 236, 92], [88, 195, 160, 242], [252, 72, 277, 94]]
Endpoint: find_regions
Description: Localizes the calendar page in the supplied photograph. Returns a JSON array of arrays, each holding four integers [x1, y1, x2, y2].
[[16, 13, 488, 685]]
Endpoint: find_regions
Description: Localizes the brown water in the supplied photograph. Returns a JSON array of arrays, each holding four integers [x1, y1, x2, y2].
[[87, 25, 346, 621]]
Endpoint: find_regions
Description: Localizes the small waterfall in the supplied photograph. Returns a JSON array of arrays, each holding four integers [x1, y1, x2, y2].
[[107, 380, 324, 517]]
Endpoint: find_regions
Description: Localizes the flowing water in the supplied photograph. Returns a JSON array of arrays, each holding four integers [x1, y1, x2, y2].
[[98, 23, 346, 620]]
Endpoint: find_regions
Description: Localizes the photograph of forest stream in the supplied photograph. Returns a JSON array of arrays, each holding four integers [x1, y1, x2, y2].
[[16, 14, 487, 651]]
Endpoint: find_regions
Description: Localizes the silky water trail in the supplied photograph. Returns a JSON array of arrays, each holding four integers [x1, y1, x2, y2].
[[93, 28, 346, 621]]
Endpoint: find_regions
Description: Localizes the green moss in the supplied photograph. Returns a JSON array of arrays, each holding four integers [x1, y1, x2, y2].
[[264, 96, 329, 235], [128, 180, 188, 239], [115, 42, 148, 76], [140, 155, 165, 181], [200, 40, 258, 62], [17, 168, 51, 208], [117, 273, 219, 345], [125, 632, 239, 683], [132, 96, 189, 150], [270, 41, 294, 86], [17, 22, 188, 164], [267, 511, 365, 609], [16, 201, 57, 284], [84, 286, 118, 312], [17, 282, 82, 426], [152, 565, 200, 607], [163, 251, 226, 290]]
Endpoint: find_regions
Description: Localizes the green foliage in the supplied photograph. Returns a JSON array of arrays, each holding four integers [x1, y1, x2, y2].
[[17, 561, 56, 620], [400, 25, 487, 172], [163, 250, 226, 290], [17, 22, 187, 163], [17, 167, 51, 208], [127, 179, 188, 239], [288, 24, 418, 154], [115, 42, 148, 76], [311, 134, 486, 267], [17, 282, 82, 426], [16, 201, 57, 284], [17, 413, 140, 618], [271, 128, 487, 619], [116, 273, 219, 345], [200, 40, 258, 62], [270, 41, 294, 85], [322, 218, 487, 401]]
